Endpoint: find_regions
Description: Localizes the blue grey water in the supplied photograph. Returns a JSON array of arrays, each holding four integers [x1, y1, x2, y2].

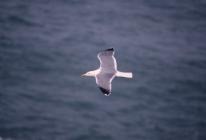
[[0, 0, 206, 140]]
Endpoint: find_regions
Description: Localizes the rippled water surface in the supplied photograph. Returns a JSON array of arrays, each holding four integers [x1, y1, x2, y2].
[[0, 0, 206, 140]]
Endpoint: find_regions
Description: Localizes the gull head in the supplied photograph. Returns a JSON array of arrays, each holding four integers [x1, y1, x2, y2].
[[81, 70, 97, 77]]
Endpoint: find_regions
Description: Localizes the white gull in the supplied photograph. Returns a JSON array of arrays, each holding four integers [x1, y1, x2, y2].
[[82, 48, 133, 96]]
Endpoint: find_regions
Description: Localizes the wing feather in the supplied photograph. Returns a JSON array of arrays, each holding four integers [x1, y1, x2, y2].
[[97, 48, 117, 72], [96, 73, 115, 96]]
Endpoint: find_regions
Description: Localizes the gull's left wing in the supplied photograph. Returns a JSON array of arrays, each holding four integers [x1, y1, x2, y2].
[[95, 73, 115, 96]]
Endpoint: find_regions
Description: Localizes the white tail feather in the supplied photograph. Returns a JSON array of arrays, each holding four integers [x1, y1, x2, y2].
[[116, 71, 133, 78]]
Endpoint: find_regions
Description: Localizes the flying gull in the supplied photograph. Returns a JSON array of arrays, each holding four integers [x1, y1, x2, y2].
[[82, 48, 133, 96]]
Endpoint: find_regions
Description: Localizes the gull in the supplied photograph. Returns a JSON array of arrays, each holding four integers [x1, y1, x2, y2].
[[82, 48, 133, 96]]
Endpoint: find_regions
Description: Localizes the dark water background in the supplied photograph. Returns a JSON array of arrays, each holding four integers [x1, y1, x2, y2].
[[0, 0, 206, 140]]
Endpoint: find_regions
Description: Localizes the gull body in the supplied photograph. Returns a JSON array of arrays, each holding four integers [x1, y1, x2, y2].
[[82, 48, 132, 96]]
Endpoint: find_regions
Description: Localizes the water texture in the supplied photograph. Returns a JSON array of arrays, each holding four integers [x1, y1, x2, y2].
[[0, 0, 206, 140]]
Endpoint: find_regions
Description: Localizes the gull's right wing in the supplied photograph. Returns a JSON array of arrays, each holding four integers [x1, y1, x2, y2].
[[97, 48, 117, 72]]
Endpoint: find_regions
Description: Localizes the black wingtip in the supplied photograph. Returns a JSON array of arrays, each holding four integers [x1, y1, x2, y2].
[[98, 87, 111, 96], [105, 48, 114, 52]]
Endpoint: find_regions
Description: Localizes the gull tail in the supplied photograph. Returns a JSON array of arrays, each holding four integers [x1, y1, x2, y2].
[[116, 71, 133, 78]]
